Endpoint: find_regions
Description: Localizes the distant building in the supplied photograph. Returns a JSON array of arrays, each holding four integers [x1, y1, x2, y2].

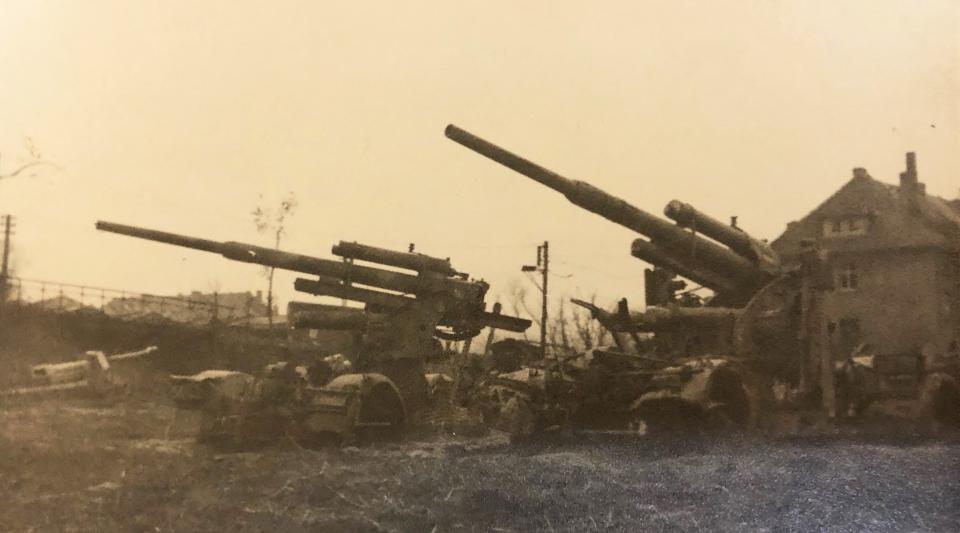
[[772, 153, 960, 362], [103, 290, 272, 325], [178, 290, 272, 321], [30, 296, 90, 313]]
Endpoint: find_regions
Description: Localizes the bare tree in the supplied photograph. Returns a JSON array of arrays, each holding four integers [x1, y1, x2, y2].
[[569, 293, 610, 351], [506, 281, 535, 341], [0, 138, 60, 181], [252, 191, 298, 328], [503, 281, 618, 356], [552, 299, 572, 355]]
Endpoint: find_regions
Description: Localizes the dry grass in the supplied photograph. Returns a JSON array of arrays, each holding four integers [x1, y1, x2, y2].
[[1, 391, 958, 532]]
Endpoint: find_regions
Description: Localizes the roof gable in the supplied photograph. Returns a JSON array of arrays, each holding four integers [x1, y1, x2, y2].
[[771, 173, 958, 258]]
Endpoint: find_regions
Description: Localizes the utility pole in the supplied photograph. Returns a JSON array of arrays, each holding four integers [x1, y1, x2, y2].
[[522, 240, 549, 359], [1, 215, 13, 304], [540, 241, 548, 359]]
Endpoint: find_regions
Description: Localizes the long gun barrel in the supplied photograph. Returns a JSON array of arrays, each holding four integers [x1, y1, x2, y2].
[[444, 125, 771, 293], [663, 200, 779, 274], [95, 221, 480, 299], [96, 221, 531, 335]]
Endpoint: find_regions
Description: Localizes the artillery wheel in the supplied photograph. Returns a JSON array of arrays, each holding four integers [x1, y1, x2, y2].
[[705, 366, 753, 432], [633, 399, 709, 439], [705, 403, 738, 434], [919, 373, 960, 432], [376, 359, 428, 418], [355, 377, 407, 443], [634, 366, 754, 440], [502, 396, 537, 442]]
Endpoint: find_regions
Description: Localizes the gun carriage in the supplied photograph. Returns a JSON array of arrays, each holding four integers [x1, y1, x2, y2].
[[96, 221, 530, 444], [445, 126, 960, 438]]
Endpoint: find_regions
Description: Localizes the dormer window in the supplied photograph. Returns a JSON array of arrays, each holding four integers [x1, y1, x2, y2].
[[822, 216, 869, 238]]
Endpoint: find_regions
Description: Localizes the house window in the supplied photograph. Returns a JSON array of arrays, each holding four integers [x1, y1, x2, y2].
[[835, 263, 859, 290], [822, 216, 870, 238]]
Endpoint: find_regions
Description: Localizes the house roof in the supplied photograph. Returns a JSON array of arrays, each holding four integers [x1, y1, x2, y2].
[[771, 172, 960, 258]]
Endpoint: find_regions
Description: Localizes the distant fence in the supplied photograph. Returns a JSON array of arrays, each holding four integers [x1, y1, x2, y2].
[[0, 276, 265, 326]]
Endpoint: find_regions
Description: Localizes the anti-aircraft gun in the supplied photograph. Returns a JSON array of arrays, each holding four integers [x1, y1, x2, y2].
[[441, 125, 792, 435], [444, 124, 780, 307], [440, 125, 797, 435], [96, 221, 530, 443], [464, 229, 837, 437], [446, 126, 960, 437]]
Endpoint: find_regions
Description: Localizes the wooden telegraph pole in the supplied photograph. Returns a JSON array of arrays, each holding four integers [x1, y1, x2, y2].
[[522, 240, 549, 359], [1, 215, 13, 305]]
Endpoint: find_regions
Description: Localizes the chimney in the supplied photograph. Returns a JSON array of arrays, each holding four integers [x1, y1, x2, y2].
[[852, 168, 868, 179], [899, 152, 921, 193]]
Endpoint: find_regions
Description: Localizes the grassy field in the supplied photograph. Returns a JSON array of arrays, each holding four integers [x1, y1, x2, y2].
[[1, 392, 958, 532]]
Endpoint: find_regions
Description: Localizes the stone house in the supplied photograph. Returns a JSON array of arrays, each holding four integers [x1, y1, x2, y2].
[[772, 153, 959, 365]]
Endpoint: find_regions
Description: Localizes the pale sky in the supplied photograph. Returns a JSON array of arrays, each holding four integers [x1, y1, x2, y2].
[[0, 0, 957, 320]]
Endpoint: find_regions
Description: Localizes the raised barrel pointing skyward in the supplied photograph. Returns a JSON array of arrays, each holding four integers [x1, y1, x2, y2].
[[95, 221, 477, 298], [444, 125, 775, 297], [95, 220, 532, 334]]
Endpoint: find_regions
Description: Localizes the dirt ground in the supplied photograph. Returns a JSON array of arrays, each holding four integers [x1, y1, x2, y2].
[[1, 392, 958, 533]]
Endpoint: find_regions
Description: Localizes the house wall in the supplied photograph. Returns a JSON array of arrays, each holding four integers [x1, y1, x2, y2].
[[825, 248, 959, 356]]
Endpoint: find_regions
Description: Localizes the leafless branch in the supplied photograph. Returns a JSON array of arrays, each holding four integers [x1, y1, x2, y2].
[[252, 191, 298, 327]]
